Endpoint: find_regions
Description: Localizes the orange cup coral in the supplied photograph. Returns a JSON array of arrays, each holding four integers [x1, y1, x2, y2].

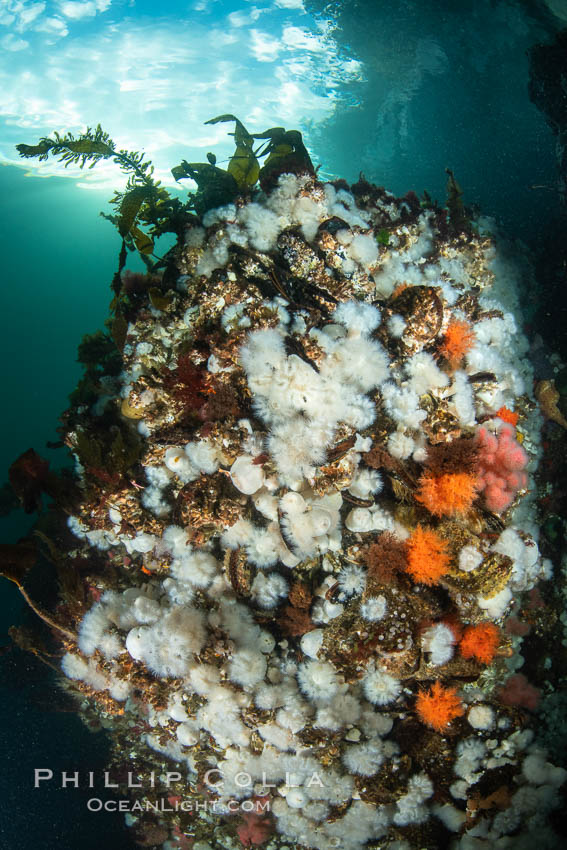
[[416, 471, 477, 517], [415, 681, 464, 731], [459, 622, 500, 664], [439, 319, 475, 369], [405, 525, 450, 585]]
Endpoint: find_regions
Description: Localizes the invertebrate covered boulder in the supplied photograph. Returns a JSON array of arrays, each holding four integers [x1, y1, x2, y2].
[[47, 167, 564, 849]]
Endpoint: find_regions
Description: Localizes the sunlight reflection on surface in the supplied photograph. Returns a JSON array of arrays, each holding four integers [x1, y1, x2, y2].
[[0, 0, 362, 189]]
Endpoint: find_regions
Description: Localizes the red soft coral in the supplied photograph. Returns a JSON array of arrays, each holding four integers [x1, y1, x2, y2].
[[476, 424, 528, 513]]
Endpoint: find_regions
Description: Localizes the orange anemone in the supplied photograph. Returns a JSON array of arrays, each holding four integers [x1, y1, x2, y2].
[[415, 681, 464, 731], [416, 471, 477, 517], [459, 622, 500, 664], [439, 319, 475, 369], [405, 526, 450, 585], [496, 406, 519, 427]]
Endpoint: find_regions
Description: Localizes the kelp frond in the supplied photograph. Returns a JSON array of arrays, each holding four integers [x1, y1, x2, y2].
[[16, 124, 179, 261], [445, 168, 472, 235], [17, 116, 314, 287], [16, 124, 115, 168], [172, 114, 314, 214]]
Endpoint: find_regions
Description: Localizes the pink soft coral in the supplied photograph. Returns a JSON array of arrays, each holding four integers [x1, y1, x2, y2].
[[497, 673, 541, 711], [475, 424, 528, 512]]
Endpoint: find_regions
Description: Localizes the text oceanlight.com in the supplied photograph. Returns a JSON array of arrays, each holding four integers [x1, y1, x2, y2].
[[85, 797, 271, 813]]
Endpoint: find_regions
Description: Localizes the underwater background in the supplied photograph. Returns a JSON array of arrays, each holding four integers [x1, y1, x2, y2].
[[1, 1, 566, 847]]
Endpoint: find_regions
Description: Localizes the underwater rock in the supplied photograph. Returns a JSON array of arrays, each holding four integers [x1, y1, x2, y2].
[[12, 144, 567, 849]]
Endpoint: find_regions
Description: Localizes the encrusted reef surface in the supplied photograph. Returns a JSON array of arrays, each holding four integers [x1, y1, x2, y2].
[[29, 167, 567, 849]]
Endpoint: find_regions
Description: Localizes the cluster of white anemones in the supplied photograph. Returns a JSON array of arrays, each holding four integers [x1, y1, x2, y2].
[[60, 172, 565, 850]]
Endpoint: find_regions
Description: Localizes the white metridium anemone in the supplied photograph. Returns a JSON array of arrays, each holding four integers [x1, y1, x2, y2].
[[250, 572, 289, 608], [78, 602, 113, 656], [348, 467, 382, 499], [228, 648, 267, 688], [61, 652, 89, 681], [337, 564, 366, 597], [163, 446, 198, 483], [321, 336, 388, 394], [259, 723, 295, 752], [197, 689, 250, 748], [342, 740, 385, 776], [142, 456, 168, 486], [405, 351, 449, 395], [161, 524, 189, 557], [230, 455, 265, 495], [345, 505, 393, 533], [240, 327, 285, 376], [387, 430, 415, 460], [458, 544, 483, 572], [279, 490, 342, 558], [421, 622, 457, 666], [253, 490, 279, 521], [132, 595, 161, 625], [345, 233, 379, 271], [268, 419, 330, 486], [123, 531, 157, 554], [243, 524, 281, 569], [360, 708, 394, 738], [360, 595, 388, 622], [381, 383, 427, 430], [333, 300, 381, 336], [285, 787, 309, 809], [220, 517, 255, 549], [162, 577, 194, 606], [454, 737, 487, 782], [254, 683, 285, 710], [185, 438, 220, 474], [176, 721, 199, 747], [238, 202, 281, 251], [314, 692, 361, 730], [61, 653, 130, 700], [362, 666, 402, 706], [394, 772, 434, 826], [467, 704, 495, 730], [300, 629, 324, 659], [297, 660, 339, 703], [387, 313, 406, 338], [125, 606, 206, 678], [185, 665, 220, 700], [170, 550, 220, 587]]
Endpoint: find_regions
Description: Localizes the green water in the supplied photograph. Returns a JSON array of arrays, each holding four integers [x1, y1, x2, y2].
[[0, 167, 136, 849]]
